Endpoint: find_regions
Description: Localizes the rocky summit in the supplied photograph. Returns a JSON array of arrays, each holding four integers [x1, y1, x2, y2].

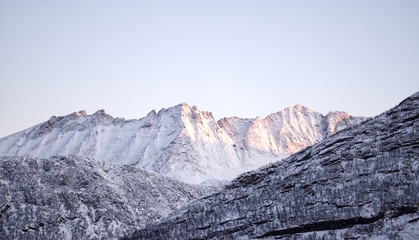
[[128, 92, 419, 239], [0, 104, 364, 184]]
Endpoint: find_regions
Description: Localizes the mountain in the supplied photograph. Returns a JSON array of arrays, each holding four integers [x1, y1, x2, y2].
[[0, 104, 365, 184], [0, 155, 212, 239], [127, 91, 419, 239]]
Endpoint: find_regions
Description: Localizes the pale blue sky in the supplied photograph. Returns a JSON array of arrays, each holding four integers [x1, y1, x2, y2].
[[1, 0, 418, 137]]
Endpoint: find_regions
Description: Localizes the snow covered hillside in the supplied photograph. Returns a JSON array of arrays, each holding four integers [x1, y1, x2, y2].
[[128, 91, 419, 239], [0, 104, 365, 184], [0, 155, 212, 239]]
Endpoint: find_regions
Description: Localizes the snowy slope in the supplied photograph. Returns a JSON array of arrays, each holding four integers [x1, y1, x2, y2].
[[128, 92, 419, 239], [0, 104, 365, 184], [0, 155, 212, 239]]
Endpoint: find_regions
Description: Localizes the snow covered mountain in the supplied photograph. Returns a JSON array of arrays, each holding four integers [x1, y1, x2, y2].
[[0, 155, 212, 239], [0, 104, 365, 184], [127, 92, 419, 239]]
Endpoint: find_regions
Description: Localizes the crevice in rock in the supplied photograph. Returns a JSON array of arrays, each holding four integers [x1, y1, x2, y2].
[[256, 206, 418, 238]]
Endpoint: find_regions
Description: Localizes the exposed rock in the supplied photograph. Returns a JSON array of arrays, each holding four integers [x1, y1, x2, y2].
[[0, 156, 212, 239], [0, 104, 364, 184], [128, 92, 419, 239]]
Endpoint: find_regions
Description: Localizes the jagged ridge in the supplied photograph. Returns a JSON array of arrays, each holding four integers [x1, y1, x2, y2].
[[0, 104, 365, 184], [128, 92, 419, 239]]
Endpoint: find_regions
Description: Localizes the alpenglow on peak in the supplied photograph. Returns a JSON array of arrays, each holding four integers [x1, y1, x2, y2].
[[0, 103, 365, 184]]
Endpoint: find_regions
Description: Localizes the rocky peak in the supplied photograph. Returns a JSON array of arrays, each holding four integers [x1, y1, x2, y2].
[[145, 109, 156, 118], [324, 111, 367, 137], [93, 109, 106, 115], [291, 104, 313, 113], [47, 116, 59, 125], [74, 110, 87, 116], [0, 102, 366, 184], [128, 91, 419, 240]]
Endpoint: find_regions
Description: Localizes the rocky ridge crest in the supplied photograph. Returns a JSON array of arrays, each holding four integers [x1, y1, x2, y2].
[[128, 92, 419, 239], [0, 104, 365, 184]]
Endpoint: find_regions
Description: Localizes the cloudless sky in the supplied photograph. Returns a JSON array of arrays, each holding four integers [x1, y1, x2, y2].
[[1, 0, 418, 137]]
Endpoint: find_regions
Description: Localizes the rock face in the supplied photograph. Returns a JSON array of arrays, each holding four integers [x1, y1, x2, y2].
[[0, 104, 364, 184], [128, 92, 419, 239], [0, 156, 212, 239]]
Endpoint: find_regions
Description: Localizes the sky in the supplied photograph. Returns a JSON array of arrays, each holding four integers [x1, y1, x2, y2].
[[0, 0, 418, 137]]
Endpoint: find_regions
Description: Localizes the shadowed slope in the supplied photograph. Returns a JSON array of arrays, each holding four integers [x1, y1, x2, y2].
[[128, 92, 419, 239], [0, 156, 212, 239]]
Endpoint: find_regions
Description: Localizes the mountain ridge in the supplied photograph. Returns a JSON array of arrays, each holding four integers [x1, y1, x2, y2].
[[127, 92, 419, 239], [0, 103, 366, 184]]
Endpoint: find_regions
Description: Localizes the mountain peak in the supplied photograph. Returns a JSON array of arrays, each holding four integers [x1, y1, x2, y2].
[[292, 104, 312, 112], [146, 109, 156, 118], [129, 91, 419, 240], [0, 101, 365, 184], [278, 104, 314, 115], [93, 109, 106, 115], [177, 102, 190, 109], [325, 110, 351, 119], [74, 110, 87, 116], [293, 103, 303, 108], [159, 102, 192, 115]]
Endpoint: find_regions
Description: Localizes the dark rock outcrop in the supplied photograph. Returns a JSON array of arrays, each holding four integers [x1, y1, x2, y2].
[[128, 92, 419, 239]]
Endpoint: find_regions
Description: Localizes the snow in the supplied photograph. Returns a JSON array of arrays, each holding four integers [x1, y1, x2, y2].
[[0, 155, 212, 239], [0, 104, 365, 184], [129, 91, 419, 239]]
